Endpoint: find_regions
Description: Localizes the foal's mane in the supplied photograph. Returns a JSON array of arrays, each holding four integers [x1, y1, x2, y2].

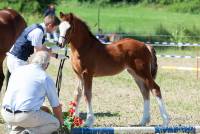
[[73, 14, 101, 43]]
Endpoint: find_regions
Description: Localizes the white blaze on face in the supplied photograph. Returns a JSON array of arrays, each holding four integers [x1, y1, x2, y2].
[[58, 21, 71, 44]]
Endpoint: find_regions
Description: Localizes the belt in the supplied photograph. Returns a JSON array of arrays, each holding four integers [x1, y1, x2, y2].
[[4, 108, 29, 114]]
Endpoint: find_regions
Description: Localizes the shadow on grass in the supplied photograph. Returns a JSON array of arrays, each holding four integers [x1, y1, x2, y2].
[[80, 112, 119, 119]]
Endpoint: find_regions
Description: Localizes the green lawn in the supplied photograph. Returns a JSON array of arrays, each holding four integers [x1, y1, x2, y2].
[[56, 1, 200, 35], [2, 1, 200, 42], [2, 1, 199, 35], [0, 54, 200, 133], [155, 46, 200, 57]]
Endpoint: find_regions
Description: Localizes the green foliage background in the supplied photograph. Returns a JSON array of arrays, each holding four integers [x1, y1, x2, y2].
[[1, 0, 200, 43], [0, 0, 57, 13]]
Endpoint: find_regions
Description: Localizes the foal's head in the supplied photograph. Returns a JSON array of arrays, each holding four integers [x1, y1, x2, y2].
[[58, 12, 91, 47], [58, 12, 72, 47], [59, 12, 96, 46]]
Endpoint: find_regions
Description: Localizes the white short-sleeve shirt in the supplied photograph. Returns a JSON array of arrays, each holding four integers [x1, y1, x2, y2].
[[27, 23, 46, 47]]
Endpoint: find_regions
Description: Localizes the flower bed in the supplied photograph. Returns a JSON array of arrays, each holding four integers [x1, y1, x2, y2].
[[61, 101, 84, 133]]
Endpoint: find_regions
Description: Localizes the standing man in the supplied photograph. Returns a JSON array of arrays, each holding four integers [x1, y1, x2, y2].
[[2, 51, 63, 134], [7, 15, 66, 73], [44, 4, 58, 42], [44, 4, 56, 17]]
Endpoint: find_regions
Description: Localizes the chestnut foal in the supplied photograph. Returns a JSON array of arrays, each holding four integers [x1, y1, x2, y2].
[[58, 12, 169, 127]]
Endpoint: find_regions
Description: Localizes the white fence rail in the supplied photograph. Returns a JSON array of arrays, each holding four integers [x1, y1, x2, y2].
[[72, 126, 200, 134]]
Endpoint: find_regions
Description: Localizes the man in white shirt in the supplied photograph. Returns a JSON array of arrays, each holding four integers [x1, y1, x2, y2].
[[1, 51, 63, 134], [7, 15, 66, 73]]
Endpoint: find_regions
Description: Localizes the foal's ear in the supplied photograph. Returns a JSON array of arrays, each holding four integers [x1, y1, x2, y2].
[[60, 12, 65, 19], [69, 12, 74, 21]]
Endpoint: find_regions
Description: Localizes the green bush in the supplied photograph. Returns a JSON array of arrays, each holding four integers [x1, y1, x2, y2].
[[1, 0, 57, 14], [77, 0, 141, 4], [169, 1, 200, 14], [183, 25, 200, 43], [154, 24, 172, 42], [171, 24, 186, 43]]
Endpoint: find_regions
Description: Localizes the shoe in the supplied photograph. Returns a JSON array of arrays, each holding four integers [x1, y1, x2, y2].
[[5, 124, 12, 133], [84, 114, 95, 128], [21, 129, 32, 134], [51, 131, 59, 134]]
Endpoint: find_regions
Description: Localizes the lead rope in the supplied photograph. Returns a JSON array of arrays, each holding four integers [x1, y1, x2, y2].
[[56, 21, 74, 97], [56, 47, 69, 97]]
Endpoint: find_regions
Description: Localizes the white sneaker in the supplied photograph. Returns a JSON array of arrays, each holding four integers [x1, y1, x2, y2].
[[5, 124, 12, 133], [84, 115, 95, 128], [21, 129, 33, 134]]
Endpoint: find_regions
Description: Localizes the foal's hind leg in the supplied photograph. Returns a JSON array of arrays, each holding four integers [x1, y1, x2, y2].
[[128, 63, 169, 126], [127, 69, 150, 126], [143, 77, 169, 126], [148, 80, 169, 126]]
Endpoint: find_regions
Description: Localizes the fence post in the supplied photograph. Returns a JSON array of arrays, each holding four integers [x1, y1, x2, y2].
[[97, 5, 100, 33], [196, 47, 199, 79]]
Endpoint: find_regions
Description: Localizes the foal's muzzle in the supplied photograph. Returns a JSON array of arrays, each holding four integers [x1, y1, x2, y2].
[[57, 36, 66, 48], [56, 41, 64, 48]]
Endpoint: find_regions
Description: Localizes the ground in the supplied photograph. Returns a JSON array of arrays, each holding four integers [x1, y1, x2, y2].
[[0, 56, 199, 133]]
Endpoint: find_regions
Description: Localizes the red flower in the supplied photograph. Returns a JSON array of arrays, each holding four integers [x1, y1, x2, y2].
[[73, 116, 84, 127], [69, 108, 75, 116], [69, 101, 77, 107], [62, 101, 84, 132]]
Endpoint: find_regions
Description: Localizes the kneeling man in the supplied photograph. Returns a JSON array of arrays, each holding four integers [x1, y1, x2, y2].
[[1, 51, 63, 134]]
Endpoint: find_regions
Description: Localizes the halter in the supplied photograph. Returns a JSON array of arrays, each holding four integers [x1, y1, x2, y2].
[[57, 36, 67, 48], [65, 21, 74, 45], [58, 20, 74, 48]]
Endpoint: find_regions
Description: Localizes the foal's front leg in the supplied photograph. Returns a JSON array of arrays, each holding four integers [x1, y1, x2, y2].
[[74, 78, 84, 116], [0, 60, 5, 92], [83, 75, 94, 128]]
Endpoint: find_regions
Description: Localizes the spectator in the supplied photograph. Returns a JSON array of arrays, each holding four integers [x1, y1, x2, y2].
[[96, 28, 110, 43], [44, 4, 59, 42], [44, 4, 56, 17]]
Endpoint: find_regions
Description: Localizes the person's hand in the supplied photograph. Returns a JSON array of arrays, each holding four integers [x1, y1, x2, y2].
[[50, 45, 62, 52], [59, 103, 63, 107], [56, 54, 68, 60], [60, 119, 64, 126]]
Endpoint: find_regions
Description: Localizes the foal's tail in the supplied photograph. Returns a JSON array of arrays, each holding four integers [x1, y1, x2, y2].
[[146, 44, 158, 79]]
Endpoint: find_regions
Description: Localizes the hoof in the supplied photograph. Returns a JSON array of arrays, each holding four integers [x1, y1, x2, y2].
[[84, 115, 95, 128], [162, 118, 170, 127], [161, 114, 170, 127], [139, 117, 150, 126]]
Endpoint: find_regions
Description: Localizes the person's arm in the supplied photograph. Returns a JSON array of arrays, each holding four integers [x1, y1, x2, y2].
[[44, 76, 64, 125], [34, 46, 66, 59], [34, 45, 57, 58], [52, 104, 64, 125], [34, 45, 51, 52], [34, 45, 54, 56], [29, 28, 67, 59]]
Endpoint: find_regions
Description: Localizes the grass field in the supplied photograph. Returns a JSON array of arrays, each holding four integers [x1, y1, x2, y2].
[[1, 1, 200, 43], [56, 1, 200, 35], [2, 1, 200, 36], [0, 50, 199, 133]]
